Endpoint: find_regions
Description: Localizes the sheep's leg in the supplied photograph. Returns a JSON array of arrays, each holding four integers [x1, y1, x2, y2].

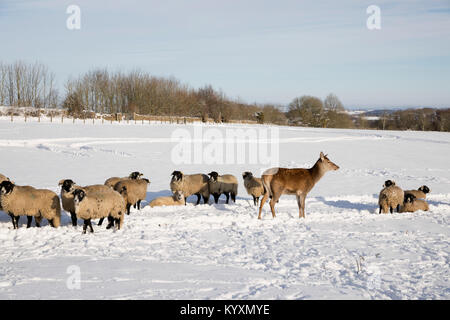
[[231, 193, 236, 203], [106, 216, 114, 229], [70, 212, 77, 227], [114, 218, 120, 230], [390, 206, 393, 214], [225, 192, 230, 204], [126, 204, 131, 215], [27, 216, 33, 228], [379, 206, 382, 214], [14, 216, 20, 228], [9, 214, 17, 229], [213, 193, 220, 204], [98, 217, 104, 226], [137, 200, 142, 210], [49, 219, 54, 228], [82, 220, 88, 234], [396, 204, 400, 213], [133, 203, 137, 209], [202, 194, 209, 204], [88, 219, 94, 233], [195, 194, 201, 205]]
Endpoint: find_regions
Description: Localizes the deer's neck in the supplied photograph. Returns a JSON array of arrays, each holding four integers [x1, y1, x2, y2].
[[310, 160, 326, 184]]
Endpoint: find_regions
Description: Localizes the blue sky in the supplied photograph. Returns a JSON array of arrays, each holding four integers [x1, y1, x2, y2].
[[1, 0, 449, 108]]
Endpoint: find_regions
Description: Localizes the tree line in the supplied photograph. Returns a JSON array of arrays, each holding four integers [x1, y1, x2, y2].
[[0, 61, 58, 109], [0, 61, 448, 131]]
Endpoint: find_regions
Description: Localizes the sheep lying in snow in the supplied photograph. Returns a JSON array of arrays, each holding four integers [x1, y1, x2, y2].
[[72, 187, 127, 234], [0, 180, 61, 229], [149, 191, 185, 208], [378, 180, 404, 214], [400, 194, 429, 213], [404, 185, 430, 199], [113, 178, 150, 214], [59, 179, 115, 227], [104, 171, 143, 188], [242, 171, 265, 206], [170, 171, 210, 205], [208, 171, 238, 204]]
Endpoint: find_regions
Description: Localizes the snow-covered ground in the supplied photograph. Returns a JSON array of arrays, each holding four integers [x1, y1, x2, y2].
[[0, 117, 449, 299]]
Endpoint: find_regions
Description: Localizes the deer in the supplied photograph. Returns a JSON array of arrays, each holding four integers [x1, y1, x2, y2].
[[258, 152, 339, 219]]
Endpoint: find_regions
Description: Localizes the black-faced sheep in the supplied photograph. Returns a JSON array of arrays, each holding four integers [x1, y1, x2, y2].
[[208, 171, 238, 204], [113, 178, 150, 214], [400, 194, 429, 213], [404, 185, 430, 199], [59, 179, 115, 227], [72, 187, 127, 234], [378, 180, 404, 214], [149, 191, 185, 207], [104, 171, 143, 188], [170, 171, 210, 205], [242, 171, 265, 206], [0, 173, 12, 210], [0, 181, 61, 229]]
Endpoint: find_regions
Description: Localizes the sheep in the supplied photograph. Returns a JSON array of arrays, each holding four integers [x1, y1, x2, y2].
[[0, 180, 61, 229], [0, 174, 12, 210], [400, 194, 429, 213], [72, 187, 127, 234], [242, 171, 265, 206], [170, 171, 210, 205], [404, 185, 430, 199], [378, 180, 404, 214], [208, 171, 238, 204], [113, 178, 150, 214], [104, 171, 143, 188], [58, 179, 114, 227], [149, 191, 185, 208]]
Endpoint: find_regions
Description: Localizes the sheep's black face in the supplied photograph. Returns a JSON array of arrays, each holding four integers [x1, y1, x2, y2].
[[119, 186, 127, 196], [208, 171, 219, 182], [404, 194, 415, 203], [129, 171, 142, 179], [419, 185, 430, 194], [242, 171, 253, 180], [61, 179, 75, 192], [73, 189, 85, 203], [171, 171, 183, 181], [174, 191, 184, 201], [0, 181, 14, 194], [384, 180, 395, 188]]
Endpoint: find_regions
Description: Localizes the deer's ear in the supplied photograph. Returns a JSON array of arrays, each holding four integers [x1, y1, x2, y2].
[[320, 152, 325, 160]]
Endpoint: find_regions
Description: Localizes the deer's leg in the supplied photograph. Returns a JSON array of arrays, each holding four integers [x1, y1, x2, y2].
[[258, 192, 269, 219], [269, 192, 281, 218], [300, 195, 306, 218]]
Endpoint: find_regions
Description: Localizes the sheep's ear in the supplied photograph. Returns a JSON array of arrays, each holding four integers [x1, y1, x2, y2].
[[143, 178, 150, 183], [58, 179, 65, 186]]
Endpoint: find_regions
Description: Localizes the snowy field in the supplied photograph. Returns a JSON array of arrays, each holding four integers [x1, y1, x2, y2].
[[0, 117, 449, 299]]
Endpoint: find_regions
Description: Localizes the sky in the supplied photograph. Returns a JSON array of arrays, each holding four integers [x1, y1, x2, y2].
[[0, 0, 449, 109]]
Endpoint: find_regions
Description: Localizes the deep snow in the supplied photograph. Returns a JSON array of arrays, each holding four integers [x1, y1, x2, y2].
[[0, 117, 449, 299]]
